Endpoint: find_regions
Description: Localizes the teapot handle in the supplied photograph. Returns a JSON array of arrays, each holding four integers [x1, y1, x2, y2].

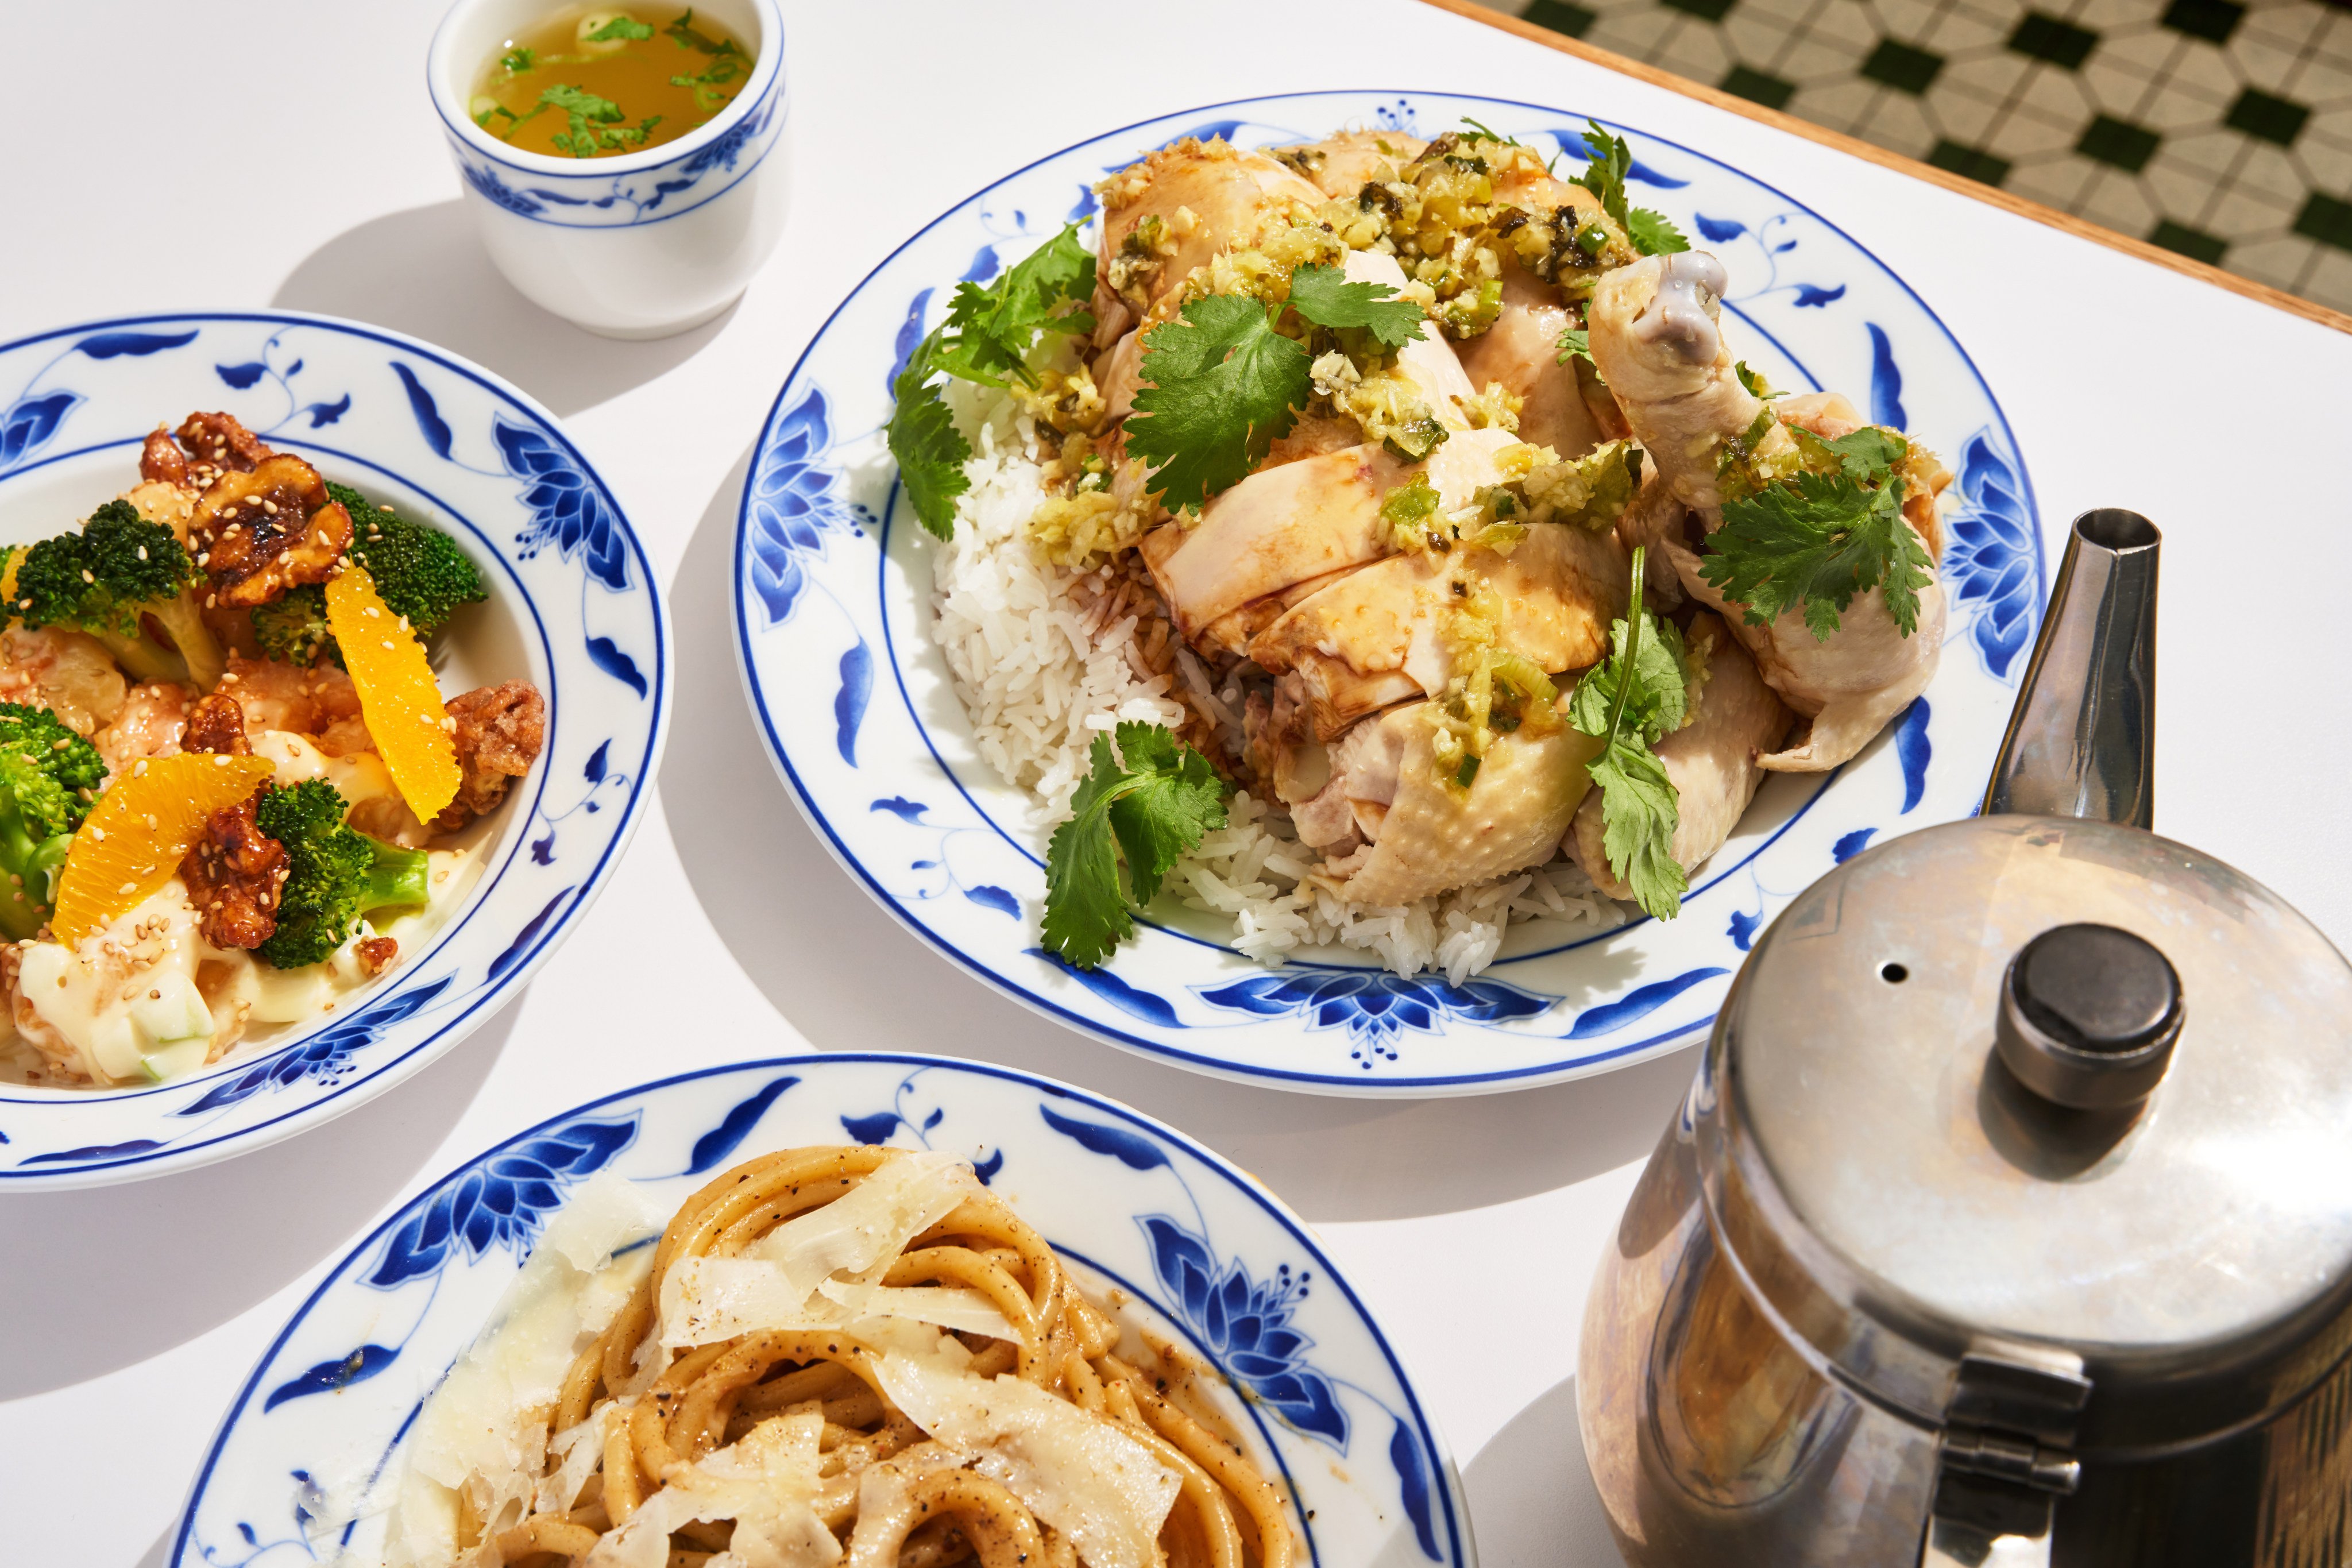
[[1981, 509, 2159, 827]]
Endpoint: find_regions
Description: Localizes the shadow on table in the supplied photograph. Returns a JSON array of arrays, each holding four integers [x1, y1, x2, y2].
[[1464, 1373, 1621, 1566], [0, 995, 520, 1399], [270, 200, 732, 416], [663, 449, 1697, 1224]]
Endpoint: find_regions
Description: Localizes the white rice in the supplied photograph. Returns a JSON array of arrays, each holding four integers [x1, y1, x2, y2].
[[928, 396, 1629, 983]]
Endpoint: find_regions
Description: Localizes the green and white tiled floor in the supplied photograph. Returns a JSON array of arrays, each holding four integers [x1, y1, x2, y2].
[[1477, 0, 2352, 314]]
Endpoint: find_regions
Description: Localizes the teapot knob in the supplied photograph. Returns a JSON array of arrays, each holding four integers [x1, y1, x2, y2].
[[1996, 924, 2183, 1110]]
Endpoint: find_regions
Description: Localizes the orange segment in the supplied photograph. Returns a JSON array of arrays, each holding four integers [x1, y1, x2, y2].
[[52, 752, 276, 946], [327, 563, 460, 824]]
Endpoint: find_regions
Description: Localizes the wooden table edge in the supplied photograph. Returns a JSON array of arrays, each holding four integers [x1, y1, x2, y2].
[[1422, 0, 2352, 337]]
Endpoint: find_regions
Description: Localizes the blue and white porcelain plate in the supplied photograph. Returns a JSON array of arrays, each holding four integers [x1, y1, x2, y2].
[[0, 311, 669, 1186], [174, 1054, 1472, 1568], [733, 91, 2042, 1096]]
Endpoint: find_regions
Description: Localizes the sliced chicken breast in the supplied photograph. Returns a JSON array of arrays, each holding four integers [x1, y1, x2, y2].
[[1141, 427, 1520, 645], [1091, 139, 1325, 343], [1250, 522, 1628, 739]]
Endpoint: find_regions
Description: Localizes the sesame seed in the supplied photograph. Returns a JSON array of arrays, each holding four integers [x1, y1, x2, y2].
[[118, 881, 136, 894], [80, 569, 94, 584], [383, 640, 395, 651], [90, 828, 103, 842], [137, 546, 148, 561]]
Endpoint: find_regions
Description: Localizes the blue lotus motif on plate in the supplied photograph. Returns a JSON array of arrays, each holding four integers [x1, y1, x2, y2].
[[1195, 970, 1555, 1049], [368, 1115, 638, 1287], [1141, 1214, 1347, 1445], [177, 978, 453, 1115], [1942, 429, 2041, 682], [495, 416, 632, 592], [746, 387, 863, 625]]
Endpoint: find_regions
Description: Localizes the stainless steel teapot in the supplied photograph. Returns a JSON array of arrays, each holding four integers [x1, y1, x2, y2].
[[1577, 511, 2352, 1566]]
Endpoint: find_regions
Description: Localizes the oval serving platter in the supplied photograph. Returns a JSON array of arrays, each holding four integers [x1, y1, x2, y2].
[[0, 311, 669, 1185], [733, 90, 2043, 1096], [173, 1053, 1472, 1568]]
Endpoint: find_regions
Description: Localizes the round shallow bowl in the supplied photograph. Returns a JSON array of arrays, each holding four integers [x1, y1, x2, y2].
[[733, 89, 2044, 1097], [0, 310, 669, 1186], [173, 1053, 1473, 1568]]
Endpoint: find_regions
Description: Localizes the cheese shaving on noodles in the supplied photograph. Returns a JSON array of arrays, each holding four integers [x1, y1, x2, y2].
[[586, 1407, 835, 1568], [745, 1150, 977, 1295], [872, 1350, 1182, 1568], [658, 1256, 1013, 1347], [387, 1172, 661, 1568]]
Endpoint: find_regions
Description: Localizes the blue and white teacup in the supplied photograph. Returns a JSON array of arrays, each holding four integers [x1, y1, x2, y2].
[[427, 0, 789, 338]]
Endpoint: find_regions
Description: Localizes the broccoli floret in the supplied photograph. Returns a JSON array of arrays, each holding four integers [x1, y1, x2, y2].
[[13, 501, 226, 689], [252, 584, 334, 667], [252, 779, 430, 969], [331, 483, 485, 634], [0, 702, 107, 940], [258, 486, 486, 668]]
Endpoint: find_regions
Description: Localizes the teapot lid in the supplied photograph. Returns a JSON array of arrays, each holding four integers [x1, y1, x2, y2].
[[1703, 813, 2352, 1454]]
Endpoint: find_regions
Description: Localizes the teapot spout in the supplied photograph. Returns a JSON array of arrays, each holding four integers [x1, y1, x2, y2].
[[1982, 509, 2159, 828]]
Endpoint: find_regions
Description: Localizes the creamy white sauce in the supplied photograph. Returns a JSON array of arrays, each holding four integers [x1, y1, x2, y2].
[[1633, 251, 1729, 365], [5, 833, 481, 1086]]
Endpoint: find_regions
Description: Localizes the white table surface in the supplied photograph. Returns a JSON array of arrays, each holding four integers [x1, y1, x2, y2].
[[3, 2, 2349, 1563]]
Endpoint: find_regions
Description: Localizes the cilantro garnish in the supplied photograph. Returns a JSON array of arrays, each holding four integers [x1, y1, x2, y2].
[[1125, 263, 1428, 513], [885, 223, 1099, 539], [929, 226, 1099, 387], [1557, 327, 1592, 368], [1575, 120, 1689, 257], [665, 7, 737, 54], [1566, 547, 1689, 918], [1042, 723, 1231, 969], [586, 15, 654, 41], [1733, 360, 1775, 399], [499, 45, 535, 74], [1459, 117, 1521, 146], [1284, 266, 1430, 347], [1698, 427, 1930, 639], [1125, 296, 1308, 513]]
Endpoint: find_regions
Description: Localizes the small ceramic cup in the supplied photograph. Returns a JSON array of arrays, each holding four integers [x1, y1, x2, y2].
[[427, 0, 790, 339]]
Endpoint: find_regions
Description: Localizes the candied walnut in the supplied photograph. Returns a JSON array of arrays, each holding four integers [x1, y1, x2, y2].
[[140, 429, 189, 486], [182, 692, 251, 757], [435, 679, 547, 829], [181, 793, 287, 951], [356, 936, 398, 976], [180, 693, 283, 949], [188, 454, 354, 608], [175, 412, 272, 476]]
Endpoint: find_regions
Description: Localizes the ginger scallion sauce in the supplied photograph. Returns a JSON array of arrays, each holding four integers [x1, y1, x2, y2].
[[469, 6, 753, 160]]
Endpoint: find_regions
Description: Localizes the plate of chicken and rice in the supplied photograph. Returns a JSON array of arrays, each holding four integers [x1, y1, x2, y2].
[[734, 90, 2045, 1095], [0, 310, 667, 1183]]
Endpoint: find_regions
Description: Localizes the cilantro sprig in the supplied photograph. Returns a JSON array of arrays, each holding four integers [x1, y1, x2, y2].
[[1125, 264, 1428, 513], [1698, 426, 1931, 639], [585, 16, 654, 41], [1042, 723, 1231, 968], [1575, 121, 1689, 258], [885, 224, 1099, 539], [1566, 547, 1690, 919]]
